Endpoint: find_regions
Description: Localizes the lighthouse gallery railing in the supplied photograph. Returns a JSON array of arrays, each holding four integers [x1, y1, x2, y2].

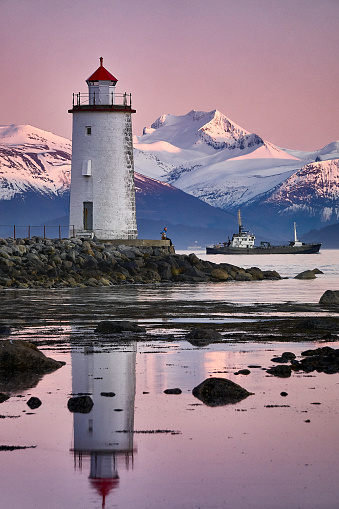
[[72, 92, 132, 109]]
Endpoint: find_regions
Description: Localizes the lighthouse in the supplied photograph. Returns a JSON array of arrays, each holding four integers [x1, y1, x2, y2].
[[68, 58, 138, 240]]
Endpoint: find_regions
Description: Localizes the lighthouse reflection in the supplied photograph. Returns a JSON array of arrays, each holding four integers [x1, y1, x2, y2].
[[71, 342, 137, 507]]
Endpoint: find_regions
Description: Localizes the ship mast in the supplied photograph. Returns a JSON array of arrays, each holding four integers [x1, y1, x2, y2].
[[294, 222, 298, 243], [238, 209, 242, 234]]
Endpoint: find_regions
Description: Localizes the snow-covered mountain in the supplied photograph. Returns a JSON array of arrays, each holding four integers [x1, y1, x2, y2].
[[1, 116, 338, 246], [134, 109, 339, 237], [134, 109, 301, 207], [0, 124, 239, 248], [134, 110, 339, 208], [242, 159, 339, 237], [0, 124, 71, 200]]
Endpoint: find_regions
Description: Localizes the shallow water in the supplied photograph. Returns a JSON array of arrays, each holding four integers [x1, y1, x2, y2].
[[1, 338, 339, 509], [0, 249, 339, 508]]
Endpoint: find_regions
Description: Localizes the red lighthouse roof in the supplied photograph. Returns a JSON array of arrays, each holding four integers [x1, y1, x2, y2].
[[86, 57, 118, 83]]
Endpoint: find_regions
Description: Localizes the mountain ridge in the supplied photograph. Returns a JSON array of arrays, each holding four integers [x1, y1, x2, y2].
[[1, 116, 339, 247]]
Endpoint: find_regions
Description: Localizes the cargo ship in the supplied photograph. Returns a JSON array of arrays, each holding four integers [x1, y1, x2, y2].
[[206, 211, 321, 255]]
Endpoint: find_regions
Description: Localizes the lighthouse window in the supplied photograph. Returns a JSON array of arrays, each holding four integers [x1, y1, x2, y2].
[[82, 159, 92, 176], [85, 126, 92, 136]]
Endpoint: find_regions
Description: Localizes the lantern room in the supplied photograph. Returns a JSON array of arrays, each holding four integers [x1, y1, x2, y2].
[[86, 57, 118, 106]]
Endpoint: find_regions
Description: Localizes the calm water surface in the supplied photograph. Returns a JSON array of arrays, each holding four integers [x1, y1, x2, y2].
[[0, 249, 338, 509]]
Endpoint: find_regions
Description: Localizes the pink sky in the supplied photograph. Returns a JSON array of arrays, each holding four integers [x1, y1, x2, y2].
[[1, 0, 338, 150]]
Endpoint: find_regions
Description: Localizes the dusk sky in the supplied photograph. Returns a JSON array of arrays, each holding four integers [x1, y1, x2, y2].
[[1, 0, 338, 150]]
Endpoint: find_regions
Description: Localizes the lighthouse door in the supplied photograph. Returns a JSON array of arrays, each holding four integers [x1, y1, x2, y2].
[[83, 202, 93, 230]]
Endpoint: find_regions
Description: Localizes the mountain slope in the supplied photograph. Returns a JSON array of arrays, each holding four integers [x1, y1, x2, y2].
[[0, 124, 71, 200], [134, 109, 339, 237], [134, 109, 308, 210], [238, 159, 339, 238], [135, 110, 339, 207], [265, 160, 339, 211], [302, 223, 339, 249]]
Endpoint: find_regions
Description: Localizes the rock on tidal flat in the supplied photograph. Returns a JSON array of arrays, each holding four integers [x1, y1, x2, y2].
[[266, 365, 292, 378], [262, 270, 281, 280], [294, 270, 316, 280], [67, 395, 94, 414], [164, 388, 182, 394], [27, 396, 42, 409], [95, 320, 146, 333], [0, 393, 10, 403], [186, 328, 222, 345], [0, 325, 11, 335], [192, 377, 253, 406], [319, 290, 339, 306], [0, 340, 65, 374]]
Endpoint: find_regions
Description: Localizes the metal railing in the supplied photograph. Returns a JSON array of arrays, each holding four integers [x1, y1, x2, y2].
[[72, 92, 132, 108], [0, 225, 74, 240]]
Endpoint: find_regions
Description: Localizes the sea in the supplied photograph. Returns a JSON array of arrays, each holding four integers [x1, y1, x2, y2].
[[0, 249, 338, 509]]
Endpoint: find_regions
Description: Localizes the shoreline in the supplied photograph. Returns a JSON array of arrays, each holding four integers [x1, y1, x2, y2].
[[0, 236, 283, 289]]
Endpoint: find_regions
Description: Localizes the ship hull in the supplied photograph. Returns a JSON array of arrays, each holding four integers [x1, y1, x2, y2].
[[206, 243, 322, 255]]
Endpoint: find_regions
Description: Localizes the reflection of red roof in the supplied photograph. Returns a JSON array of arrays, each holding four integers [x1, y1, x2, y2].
[[87, 57, 117, 83], [90, 477, 119, 508]]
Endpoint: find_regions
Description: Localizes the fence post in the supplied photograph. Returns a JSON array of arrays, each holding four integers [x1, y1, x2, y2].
[[73, 225, 75, 237], [13, 225, 16, 239], [44, 226, 46, 238], [59, 226, 61, 239], [28, 225, 30, 238]]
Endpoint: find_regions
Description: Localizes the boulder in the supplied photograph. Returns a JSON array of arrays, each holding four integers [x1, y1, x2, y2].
[[271, 352, 296, 363], [0, 340, 65, 374], [295, 347, 339, 374], [0, 325, 11, 335], [319, 290, 339, 306], [294, 270, 316, 280], [192, 377, 253, 406], [95, 320, 146, 333], [262, 270, 281, 280], [234, 369, 251, 375], [27, 396, 42, 409], [164, 388, 182, 394], [235, 272, 253, 281], [188, 253, 200, 265], [186, 328, 222, 346], [0, 393, 10, 403], [281, 351, 296, 360], [266, 365, 292, 377], [186, 328, 222, 341], [271, 356, 289, 364], [211, 268, 230, 281], [246, 267, 264, 280], [67, 395, 94, 413]]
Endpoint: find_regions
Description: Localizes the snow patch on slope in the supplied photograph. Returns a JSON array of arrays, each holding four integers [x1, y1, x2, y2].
[[0, 125, 71, 200], [266, 160, 339, 204]]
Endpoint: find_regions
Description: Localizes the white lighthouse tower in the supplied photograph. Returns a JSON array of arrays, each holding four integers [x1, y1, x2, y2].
[[68, 58, 138, 240]]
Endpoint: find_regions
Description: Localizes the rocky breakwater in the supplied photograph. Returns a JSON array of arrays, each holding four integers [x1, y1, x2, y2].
[[0, 237, 282, 289]]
